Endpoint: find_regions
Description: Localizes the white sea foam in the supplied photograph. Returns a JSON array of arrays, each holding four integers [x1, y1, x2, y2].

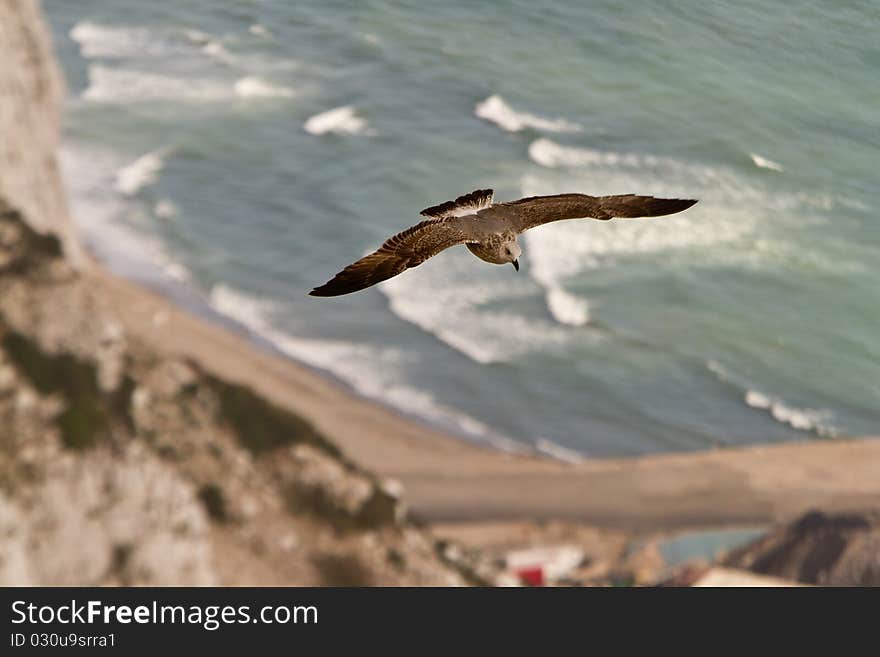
[[524, 184, 855, 316], [524, 243, 592, 327], [208, 284, 518, 446], [380, 257, 576, 364], [544, 287, 590, 326], [475, 95, 582, 133], [83, 65, 295, 105], [59, 143, 191, 285], [192, 32, 242, 65], [183, 29, 212, 45], [201, 40, 234, 63], [706, 359, 732, 382], [208, 285, 274, 334], [521, 138, 760, 254], [67, 141, 521, 454], [526, 140, 704, 323], [535, 438, 585, 463], [162, 262, 192, 282], [303, 106, 371, 136], [187, 28, 297, 71], [744, 390, 837, 437], [750, 153, 784, 172], [530, 138, 602, 168], [519, 148, 766, 325], [71, 22, 284, 75], [522, 197, 748, 264], [529, 138, 674, 170], [70, 21, 177, 59], [154, 199, 178, 220], [115, 147, 172, 196], [526, 139, 843, 226], [233, 76, 295, 99], [708, 361, 838, 437], [527, 139, 763, 206], [83, 64, 232, 103]]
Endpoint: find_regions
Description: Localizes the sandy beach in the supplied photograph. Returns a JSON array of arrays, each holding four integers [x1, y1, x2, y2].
[[96, 266, 880, 534]]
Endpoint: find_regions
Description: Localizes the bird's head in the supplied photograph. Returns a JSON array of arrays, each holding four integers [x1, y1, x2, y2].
[[502, 240, 522, 271]]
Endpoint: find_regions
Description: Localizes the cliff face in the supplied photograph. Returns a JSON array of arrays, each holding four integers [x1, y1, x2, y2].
[[0, 1, 466, 586], [723, 510, 880, 586], [0, 0, 79, 262]]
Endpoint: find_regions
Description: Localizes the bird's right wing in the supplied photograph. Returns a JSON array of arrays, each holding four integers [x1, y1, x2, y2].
[[486, 193, 698, 233], [310, 217, 477, 297]]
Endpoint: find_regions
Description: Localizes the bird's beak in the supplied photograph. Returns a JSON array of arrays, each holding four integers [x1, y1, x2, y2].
[[512, 259, 519, 272]]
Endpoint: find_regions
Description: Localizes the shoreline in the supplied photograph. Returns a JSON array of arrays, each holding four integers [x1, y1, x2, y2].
[[91, 259, 880, 533], [70, 217, 535, 458]]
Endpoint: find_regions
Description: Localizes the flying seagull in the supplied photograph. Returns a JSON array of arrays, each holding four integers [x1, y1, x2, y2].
[[310, 190, 697, 297]]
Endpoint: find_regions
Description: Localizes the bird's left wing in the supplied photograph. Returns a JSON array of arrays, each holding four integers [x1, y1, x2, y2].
[[310, 216, 476, 297], [483, 193, 697, 233]]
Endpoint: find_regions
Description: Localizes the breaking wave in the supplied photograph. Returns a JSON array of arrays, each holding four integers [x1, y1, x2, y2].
[[70, 21, 180, 59], [475, 95, 582, 133], [115, 147, 173, 196], [182, 29, 212, 45], [154, 199, 178, 220], [304, 106, 372, 136], [200, 40, 235, 64], [529, 138, 681, 170], [535, 438, 585, 463], [750, 153, 784, 172], [707, 361, 839, 438], [71, 21, 273, 67], [81, 66, 294, 104], [379, 257, 577, 364], [59, 143, 191, 285], [744, 390, 837, 437], [82, 65, 232, 103], [248, 24, 271, 38], [544, 286, 590, 327], [233, 76, 295, 99], [521, 139, 771, 325]]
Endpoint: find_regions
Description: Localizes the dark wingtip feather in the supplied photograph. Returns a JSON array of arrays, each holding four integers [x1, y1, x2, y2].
[[642, 197, 698, 217], [309, 278, 352, 297], [659, 197, 698, 212], [309, 281, 355, 297]]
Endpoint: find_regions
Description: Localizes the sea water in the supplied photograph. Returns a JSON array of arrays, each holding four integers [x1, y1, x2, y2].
[[43, 0, 880, 456]]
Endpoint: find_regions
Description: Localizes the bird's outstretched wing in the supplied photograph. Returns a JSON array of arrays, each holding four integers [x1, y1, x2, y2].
[[310, 217, 476, 296], [484, 194, 697, 233]]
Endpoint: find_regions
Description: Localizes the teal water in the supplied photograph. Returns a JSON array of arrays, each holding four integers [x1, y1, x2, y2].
[[656, 528, 767, 567], [43, 1, 880, 456]]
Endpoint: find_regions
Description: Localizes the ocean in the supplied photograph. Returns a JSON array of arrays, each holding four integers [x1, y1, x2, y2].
[[43, 0, 880, 457]]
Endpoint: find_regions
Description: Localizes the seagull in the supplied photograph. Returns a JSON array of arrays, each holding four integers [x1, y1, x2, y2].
[[310, 189, 697, 297]]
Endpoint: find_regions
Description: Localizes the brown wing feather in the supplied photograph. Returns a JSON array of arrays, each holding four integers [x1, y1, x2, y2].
[[492, 193, 698, 233], [310, 217, 474, 297], [420, 189, 494, 219]]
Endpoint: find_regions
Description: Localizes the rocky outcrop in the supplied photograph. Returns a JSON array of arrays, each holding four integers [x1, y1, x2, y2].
[[0, 0, 79, 263], [0, 202, 465, 585], [722, 510, 880, 586]]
